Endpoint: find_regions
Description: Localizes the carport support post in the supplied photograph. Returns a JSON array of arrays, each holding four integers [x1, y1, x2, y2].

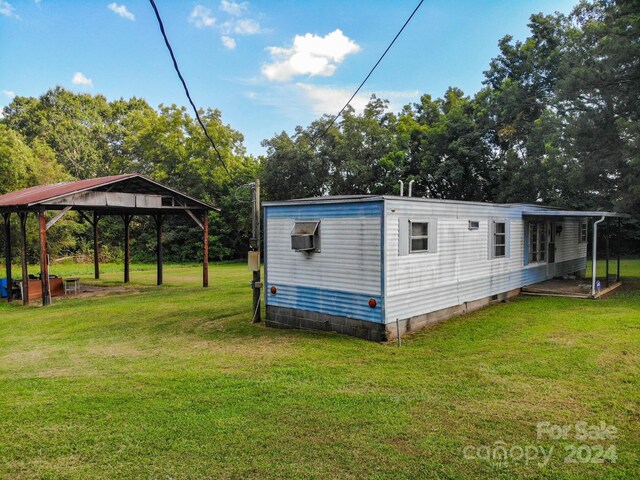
[[39, 209, 51, 306], [19, 212, 29, 306], [93, 212, 100, 280], [617, 218, 621, 282], [3, 212, 13, 302], [123, 214, 132, 284], [203, 212, 209, 288], [155, 214, 163, 286]]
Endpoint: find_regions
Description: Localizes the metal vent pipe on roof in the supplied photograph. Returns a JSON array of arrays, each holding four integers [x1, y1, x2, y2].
[[399, 180, 404, 197], [408, 179, 415, 197]]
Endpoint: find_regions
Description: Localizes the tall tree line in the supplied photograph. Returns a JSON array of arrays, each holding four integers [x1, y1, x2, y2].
[[1, 0, 638, 261]]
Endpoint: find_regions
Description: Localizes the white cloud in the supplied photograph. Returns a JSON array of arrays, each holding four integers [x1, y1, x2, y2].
[[221, 35, 236, 50], [296, 83, 419, 116], [244, 82, 419, 121], [72, 72, 93, 88], [233, 18, 260, 34], [0, 0, 17, 18], [107, 2, 135, 21], [220, 0, 247, 16], [189, 5, 216, 28], [190, 2, 264, 50], [220, 18, 262, 35], [2, 90, 16, 98], [262, 30, 361, 82]]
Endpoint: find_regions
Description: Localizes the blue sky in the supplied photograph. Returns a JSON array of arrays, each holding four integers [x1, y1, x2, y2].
[[1, 0, 577, 156]]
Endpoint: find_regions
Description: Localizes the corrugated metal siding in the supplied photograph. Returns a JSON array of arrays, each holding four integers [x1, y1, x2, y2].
[[555, 219, 588, 263], [267, 285, 382, 323], [264, 202, 383, 322], [266, 202, 383, 219], [384, 200, 587, 324]]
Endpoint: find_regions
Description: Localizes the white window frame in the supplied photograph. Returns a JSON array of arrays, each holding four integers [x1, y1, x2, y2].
[[409, 220, 430, 254], [528, 221, 547, 264], [579, 220, 588, 243], [491, 220, 508, 259]]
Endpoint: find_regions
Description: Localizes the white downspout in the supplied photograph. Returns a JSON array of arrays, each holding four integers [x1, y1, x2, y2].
[[398, 180, 404, 197], [408, 179, 415, 197], [592, 216, 606, 296]]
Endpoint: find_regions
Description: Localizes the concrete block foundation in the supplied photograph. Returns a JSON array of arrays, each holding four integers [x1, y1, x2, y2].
[[266, 287, 522, 342], [266, 306, 386, 341]]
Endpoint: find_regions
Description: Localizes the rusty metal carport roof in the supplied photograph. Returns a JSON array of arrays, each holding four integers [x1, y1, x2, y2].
[[0, 174, 218, 213]]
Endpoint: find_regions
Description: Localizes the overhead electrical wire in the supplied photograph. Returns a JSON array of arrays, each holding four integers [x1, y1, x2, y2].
[[309, 0, 425, 150], [148, 0, 234, 182], [149, 0, 424, 171]]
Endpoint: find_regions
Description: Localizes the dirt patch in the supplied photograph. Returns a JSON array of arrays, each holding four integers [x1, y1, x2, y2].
[[68, 285, 138, 299]]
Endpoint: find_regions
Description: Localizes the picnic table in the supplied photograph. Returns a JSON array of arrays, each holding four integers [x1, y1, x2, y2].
[[64, 277, 81, 295]]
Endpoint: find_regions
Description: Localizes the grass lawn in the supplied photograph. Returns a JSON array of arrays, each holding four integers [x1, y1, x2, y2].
[[0, 260, 639, 479]]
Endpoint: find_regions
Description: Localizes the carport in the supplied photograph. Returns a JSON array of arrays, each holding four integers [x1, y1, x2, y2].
[[0, 174, 218, 306]]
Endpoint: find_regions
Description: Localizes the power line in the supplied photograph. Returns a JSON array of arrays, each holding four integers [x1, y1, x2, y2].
[[309, 0, 425, 150], [148, 0, 234, 182]]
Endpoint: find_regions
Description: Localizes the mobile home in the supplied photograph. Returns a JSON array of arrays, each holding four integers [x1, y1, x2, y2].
[[263, 196, 622, 341]]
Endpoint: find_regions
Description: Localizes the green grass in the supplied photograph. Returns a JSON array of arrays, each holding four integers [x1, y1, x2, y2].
[[0, 260, 639, 479]]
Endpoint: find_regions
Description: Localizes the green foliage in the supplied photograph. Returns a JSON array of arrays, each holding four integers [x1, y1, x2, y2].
[[399, 89, 496, 200], [1, 88, 261, 261]]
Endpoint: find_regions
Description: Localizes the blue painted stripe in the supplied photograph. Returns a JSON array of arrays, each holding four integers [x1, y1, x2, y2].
[[520, 257, 587, 286], [266, 284, 383, 323], [521, 264, 548, 285], [265, 201, 383, 220]]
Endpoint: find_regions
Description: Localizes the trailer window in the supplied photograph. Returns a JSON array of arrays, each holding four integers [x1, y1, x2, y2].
[[493, 221, 507, 258], [579, 220, 588, 243], [409, 221, 429, 253], [528, 222, 547, 263]]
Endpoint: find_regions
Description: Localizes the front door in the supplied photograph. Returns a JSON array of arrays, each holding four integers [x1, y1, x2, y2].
[[547, 221, 556, 277]]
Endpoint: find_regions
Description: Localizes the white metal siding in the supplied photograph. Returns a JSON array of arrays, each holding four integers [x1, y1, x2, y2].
[[555, 220, 587, 263], [384, 200, 586, 324], [266, 217, 382, 295]]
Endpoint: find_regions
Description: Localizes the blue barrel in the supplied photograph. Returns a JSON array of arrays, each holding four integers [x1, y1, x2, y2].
[[0, 278, 7, 298]]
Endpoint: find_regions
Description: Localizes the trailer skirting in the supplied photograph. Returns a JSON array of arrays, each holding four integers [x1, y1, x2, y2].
[[266, 287, 522, 342]]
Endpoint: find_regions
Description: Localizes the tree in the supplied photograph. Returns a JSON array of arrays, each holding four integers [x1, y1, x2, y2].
[[401, 89, 496, 200], [0, 125, 37, 194]]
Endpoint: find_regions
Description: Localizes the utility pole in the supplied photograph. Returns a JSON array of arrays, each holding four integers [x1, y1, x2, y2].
[[250, 179, 262, 323]]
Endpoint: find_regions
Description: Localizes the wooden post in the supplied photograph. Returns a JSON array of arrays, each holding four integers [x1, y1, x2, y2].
[[155, 214, 163, 286], [616, 218, 621, 282], [19, 212, 29, 306], [123, 214, 132, 284], [203, 212, 209, 288], [39, 210, 51, 306], [93, 212, 100, 280], [3, 212, 13, 302], [252, 180, 261, 323]]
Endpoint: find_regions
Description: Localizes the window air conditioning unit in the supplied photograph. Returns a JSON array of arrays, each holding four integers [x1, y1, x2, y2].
[[291, 221, 320, 252]]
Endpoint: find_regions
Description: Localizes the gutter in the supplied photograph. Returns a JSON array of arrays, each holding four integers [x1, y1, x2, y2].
[[592, 216, 606, 296]]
